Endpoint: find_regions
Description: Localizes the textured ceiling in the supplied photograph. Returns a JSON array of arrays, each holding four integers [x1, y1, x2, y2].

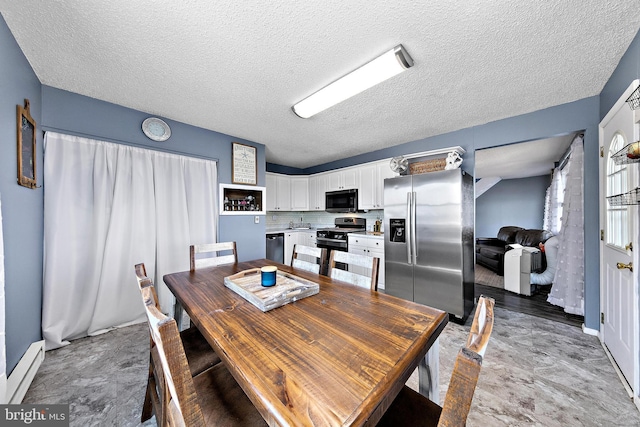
[[475, 134, 576, 180], [2, 1, 639, 168]]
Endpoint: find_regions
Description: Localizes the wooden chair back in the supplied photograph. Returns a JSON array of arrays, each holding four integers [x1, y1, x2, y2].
[[141, 285, 206, 426], [291, 244, 327, 274], [327, 250, 379, 291], [190, 242, 237, 271], [135, 263, 160, 309], [377, 295, 495, 427], [437, 295, 494, 426]]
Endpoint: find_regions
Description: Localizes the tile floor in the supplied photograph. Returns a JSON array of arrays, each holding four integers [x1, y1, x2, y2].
[[23, 307, 640, 426]]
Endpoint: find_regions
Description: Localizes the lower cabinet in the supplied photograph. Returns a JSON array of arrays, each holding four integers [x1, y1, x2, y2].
[[301, 231, 317, 247], [347, 235, 385, 290], [284, 231, 317, 266], [284, 232, 300, 266]]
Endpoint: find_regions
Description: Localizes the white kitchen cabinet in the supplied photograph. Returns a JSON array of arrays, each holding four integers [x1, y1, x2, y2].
[[285, 230, 316, 265], [348, 234, 385, 289], [308, 174, 327, 211], [376, 160, 398, 209], [301, 231, 317, 247], [266, 173, 291, 211], [326, 168, 359, 191], [358, 160, 398, 210], [284, 231, 301, 265], [358, 163, 377, 210], [290, 176, 309, 211]]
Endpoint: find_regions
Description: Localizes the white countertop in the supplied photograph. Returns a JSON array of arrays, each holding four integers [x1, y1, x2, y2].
[[266, 228, 316, 234], [348, 231, 384, 240], [266, 229, 384, 239]]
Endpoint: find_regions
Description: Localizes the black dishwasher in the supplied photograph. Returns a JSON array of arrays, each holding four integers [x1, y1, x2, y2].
[[266, 233, 284, 264]]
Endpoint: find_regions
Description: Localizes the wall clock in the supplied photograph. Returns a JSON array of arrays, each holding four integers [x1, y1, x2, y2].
[[142, 117, 171, 142]]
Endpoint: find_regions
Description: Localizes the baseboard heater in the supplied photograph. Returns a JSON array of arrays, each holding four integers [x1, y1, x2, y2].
[[4, 340, 45, 404]]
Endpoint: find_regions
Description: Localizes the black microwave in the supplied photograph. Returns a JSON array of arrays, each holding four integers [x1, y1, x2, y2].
[[325, 189, 358, 213]]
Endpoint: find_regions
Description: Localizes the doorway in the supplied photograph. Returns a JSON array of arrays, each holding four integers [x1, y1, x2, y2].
[[474, 134, 581, 324]]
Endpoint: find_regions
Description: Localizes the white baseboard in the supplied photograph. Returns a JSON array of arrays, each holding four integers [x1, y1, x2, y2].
[[0, 373, 6, 404], [582, 324, 599, 337], [5, 340, 45, 404]]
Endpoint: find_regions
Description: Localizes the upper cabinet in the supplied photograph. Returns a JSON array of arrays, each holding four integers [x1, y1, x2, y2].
[[290, 176, 309, 211], [359, 160, 398, 210], [267, 158, 402, 212], [326, 168, 359, 191], [266, 173, 308, 211], [266, 173, 291, 211], [358, 163, 377, 210], [376, 160, 399, 208], [308, 174, 327, 211]]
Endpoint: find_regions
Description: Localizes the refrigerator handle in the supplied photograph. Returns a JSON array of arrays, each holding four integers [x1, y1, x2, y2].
[[411, 191, 417, 265], [406, 192, 412, 264]]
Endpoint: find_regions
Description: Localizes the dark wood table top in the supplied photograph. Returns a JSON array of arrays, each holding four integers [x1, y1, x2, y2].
[[164, 259, 448, 427]]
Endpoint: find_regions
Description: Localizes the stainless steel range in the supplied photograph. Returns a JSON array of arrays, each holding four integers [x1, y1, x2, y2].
[[316, 217, 366, 272]]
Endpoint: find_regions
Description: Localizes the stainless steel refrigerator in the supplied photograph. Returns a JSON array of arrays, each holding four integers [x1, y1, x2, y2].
[[384, 169, 474, 322]]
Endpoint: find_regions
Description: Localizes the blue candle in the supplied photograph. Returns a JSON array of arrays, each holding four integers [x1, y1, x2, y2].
[[261, 266, 277, 287]]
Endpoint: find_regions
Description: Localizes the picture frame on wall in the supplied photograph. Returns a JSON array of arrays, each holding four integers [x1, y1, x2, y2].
[[17, 99, 37, 189], [232, 142, 257, 185]]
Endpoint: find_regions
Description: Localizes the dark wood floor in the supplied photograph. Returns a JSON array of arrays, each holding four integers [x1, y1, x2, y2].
[[475, 283, 584, 328]]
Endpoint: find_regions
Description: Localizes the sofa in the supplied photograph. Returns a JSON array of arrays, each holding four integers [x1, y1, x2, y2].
[[476, 226, 554, 275]]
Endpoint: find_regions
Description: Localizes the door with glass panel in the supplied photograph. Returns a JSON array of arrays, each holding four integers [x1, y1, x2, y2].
[[600, 82, 638, 392]]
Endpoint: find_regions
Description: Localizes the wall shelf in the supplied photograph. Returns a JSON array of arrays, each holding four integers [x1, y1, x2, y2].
[[220, 183, 265, 215], [607, 187, 640, 206], [625, 85, 640, 110], [611, 141, 640, 165]]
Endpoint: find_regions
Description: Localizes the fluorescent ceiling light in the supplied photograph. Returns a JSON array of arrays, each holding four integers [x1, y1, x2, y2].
[[292, 44, 414, 119]]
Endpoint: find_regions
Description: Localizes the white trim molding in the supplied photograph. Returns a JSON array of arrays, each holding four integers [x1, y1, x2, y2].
[[5, 340, 45, 404], [582, 324, 599, 337]]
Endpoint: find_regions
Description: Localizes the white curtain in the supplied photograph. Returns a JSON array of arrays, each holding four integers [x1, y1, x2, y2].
[[42, 132, 217, 350], [547, 136, 584, 315], [543, 166, 565, 235]]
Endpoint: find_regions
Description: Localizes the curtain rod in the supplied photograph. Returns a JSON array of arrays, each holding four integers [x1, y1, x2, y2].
[[41, 126, 219, 162], [557, 133, 583, 170]]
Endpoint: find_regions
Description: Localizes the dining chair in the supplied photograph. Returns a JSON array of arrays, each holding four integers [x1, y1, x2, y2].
[[134, 263, 221, 423], [291, 244, 327, 274], [327, 250, 379, 291], [377, 295, 496, 427], [139, 285, 267, 427], [190, 241, 238, 271]]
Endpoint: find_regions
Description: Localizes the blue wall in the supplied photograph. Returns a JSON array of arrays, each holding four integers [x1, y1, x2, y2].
[[0, 16, 44, 373], [475, 176, 550, 238], [277, 98, 601, 329], [41, 87, 267, 262], [1, 14, 268, 373], [600, 29, 640, 119]]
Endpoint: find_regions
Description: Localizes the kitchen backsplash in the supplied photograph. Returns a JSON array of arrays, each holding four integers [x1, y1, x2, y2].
[[266, 210, 384, 232]]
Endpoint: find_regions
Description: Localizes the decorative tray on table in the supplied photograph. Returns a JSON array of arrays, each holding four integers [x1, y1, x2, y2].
[[224, 268, 319, 312]]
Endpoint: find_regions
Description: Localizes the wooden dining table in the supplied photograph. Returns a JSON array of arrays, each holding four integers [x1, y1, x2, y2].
[[164, 259, 448, 427]]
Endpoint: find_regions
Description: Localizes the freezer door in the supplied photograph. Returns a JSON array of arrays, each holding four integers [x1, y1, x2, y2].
[[384, 175, 414, 302], [412, 170, 467, 316]]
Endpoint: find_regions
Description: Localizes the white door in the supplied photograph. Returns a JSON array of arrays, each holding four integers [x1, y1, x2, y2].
[[600, 81, 639, 392]]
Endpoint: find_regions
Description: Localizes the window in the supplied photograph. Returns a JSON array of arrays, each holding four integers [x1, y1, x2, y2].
[[606, 132, 630, 248]]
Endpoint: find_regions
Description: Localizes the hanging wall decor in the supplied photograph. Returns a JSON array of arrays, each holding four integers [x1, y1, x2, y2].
[[17, 99, 37, 189], [232, 142, 257, 185]]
